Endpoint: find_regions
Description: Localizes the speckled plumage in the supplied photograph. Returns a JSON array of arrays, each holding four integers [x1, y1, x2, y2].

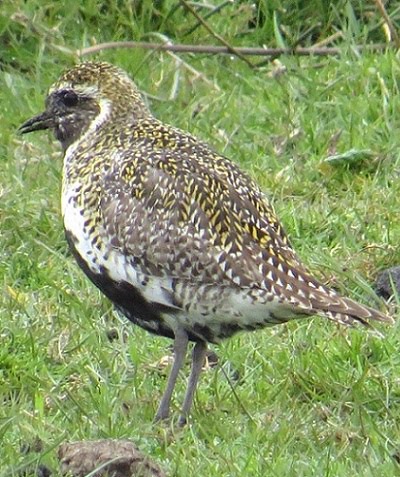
[[19, 61, 392, 424]]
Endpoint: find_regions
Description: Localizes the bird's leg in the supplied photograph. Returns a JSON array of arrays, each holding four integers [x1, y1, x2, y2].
[[154, 328, 189, 422], [178, 340, 208, 426]]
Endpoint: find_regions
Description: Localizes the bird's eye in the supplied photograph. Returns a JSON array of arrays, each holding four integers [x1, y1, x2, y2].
[[60, 90, 78, 107]]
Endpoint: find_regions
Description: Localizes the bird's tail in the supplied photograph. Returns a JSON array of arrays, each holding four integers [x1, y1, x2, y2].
[[318, 294, 392, 327], [280, 268, 394, 328]]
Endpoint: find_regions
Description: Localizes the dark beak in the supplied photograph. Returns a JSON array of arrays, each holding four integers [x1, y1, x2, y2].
[[18, 111, 55, 135]]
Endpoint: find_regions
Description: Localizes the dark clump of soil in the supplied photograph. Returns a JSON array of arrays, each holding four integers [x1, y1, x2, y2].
[[58, 439, 166, 477]]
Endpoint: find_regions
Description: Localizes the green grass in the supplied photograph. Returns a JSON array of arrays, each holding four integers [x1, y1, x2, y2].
[[2, 1, 400, 476]]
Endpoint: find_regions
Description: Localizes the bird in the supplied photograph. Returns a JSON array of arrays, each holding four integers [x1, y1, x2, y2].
[[19, 61, 392, 425]]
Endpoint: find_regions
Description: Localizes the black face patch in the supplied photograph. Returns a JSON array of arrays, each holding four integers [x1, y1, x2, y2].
[[38, 89, 101, 151]]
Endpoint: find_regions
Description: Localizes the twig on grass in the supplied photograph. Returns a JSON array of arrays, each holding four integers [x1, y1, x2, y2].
[[147, 32, 221, 92], [77, 41, 392, 59]]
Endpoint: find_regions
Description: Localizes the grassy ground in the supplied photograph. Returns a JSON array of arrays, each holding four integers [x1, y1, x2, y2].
[[2, 1, 400, 476]]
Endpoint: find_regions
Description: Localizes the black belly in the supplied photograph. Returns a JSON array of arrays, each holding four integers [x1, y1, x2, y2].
[[65, 229, 209, 342]]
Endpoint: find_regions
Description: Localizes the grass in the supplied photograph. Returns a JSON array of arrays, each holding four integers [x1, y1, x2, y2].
[[2, 1, 400, 476]]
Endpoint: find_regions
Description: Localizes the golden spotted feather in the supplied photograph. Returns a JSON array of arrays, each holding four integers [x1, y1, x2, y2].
[[97, 117, 389, 332]]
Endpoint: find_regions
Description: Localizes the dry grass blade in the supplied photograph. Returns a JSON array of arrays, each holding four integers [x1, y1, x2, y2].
[[374, 0, 400, 48], [179, 0, 255, 68]]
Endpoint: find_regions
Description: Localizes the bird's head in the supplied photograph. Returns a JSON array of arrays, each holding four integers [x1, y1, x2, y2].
[[19, 61, 148, 151]]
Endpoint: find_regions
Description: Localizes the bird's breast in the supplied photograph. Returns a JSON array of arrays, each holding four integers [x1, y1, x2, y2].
[[62, 184, 104, 273]]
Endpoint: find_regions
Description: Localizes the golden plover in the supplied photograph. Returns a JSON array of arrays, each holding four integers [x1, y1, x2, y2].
[[19, 62, 392, 425]]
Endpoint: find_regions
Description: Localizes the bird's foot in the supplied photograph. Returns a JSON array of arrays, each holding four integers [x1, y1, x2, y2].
[[177, 413, 188, 427], [153, 405, 170, 423]]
